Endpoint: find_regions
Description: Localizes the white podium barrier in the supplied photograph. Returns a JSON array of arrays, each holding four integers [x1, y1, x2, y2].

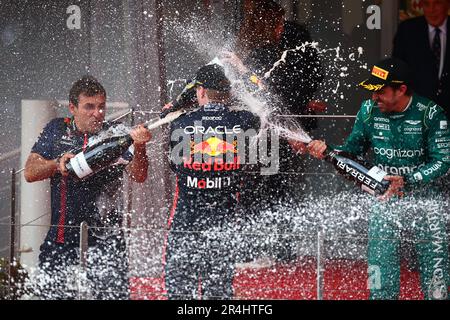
[[20, 100, 56, 272]]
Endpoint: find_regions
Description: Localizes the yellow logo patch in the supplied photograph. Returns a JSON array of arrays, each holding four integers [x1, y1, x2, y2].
[[359, 81, 385, 91], [372, 66, 389, 80]]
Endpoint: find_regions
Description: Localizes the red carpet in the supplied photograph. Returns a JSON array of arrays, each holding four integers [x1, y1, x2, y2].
[[129, 258, 425, 300]]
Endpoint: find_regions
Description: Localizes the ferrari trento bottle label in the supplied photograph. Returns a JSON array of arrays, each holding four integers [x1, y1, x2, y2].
[[335, 159, 380, 191], [70, 152, 94, 179], [367, 166, 387, 182], [325, 149, 390, 196]]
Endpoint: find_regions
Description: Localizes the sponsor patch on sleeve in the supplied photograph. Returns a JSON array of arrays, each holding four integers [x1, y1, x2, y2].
[[428, 105, 438, 120]]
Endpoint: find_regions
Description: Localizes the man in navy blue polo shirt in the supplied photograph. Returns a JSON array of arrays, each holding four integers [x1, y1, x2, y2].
[[24, 75, 151, 299]]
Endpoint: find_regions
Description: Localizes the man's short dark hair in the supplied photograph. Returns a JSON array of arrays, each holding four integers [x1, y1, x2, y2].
[[69, 75, 106, 106]]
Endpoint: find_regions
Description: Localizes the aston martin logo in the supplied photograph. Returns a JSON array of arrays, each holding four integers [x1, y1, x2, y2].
[[405, 120, 421, 125]]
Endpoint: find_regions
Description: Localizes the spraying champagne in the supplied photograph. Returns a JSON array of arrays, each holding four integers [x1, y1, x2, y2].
[[160, 79, 198, 119], [66, 110, 185, 179], [160, 57, 234, 119], [160, 54, 266, 120], [290, 137, 390, 196]]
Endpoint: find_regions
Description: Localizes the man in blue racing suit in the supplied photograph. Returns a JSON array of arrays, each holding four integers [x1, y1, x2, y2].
[[164, 64, 260, 299]]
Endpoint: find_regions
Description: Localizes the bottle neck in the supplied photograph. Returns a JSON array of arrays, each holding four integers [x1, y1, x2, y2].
[[323, 147, 336, 161]]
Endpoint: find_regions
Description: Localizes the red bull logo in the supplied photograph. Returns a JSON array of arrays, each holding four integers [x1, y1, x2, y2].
[[191, 136, 237, 156], [184, 156, 241, 172], [186, 137, 241, 173]]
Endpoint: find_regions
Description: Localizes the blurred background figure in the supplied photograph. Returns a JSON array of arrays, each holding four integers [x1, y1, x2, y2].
[[393, 0, 450, 272], [231, 0, 324, 263], [393, 0, 450, 118]]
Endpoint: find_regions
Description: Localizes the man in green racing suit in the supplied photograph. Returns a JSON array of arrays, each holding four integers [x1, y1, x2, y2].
[[299, 58, 450, 299]]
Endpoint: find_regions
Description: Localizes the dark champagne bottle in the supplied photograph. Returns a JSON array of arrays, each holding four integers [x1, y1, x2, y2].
[[65, 109, 186, 179], [160, 58, 231, 119], [324, 148, 390, 196], [66, 134, 133, 179], [160, 79, 197, 119]]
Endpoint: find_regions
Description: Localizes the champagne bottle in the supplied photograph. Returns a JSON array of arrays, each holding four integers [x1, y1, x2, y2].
[[66, 134, 133, 179], [324, 148, 390, 196], [160, 57, 227, 119], [160, 56, 261, 119], [65, 110, 186, 179], [160, 79, 197, 119]]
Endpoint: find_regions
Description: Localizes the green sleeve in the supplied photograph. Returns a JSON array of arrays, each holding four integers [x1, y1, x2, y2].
[[405, 104, 450, 186], [332, 101, 371, 157]]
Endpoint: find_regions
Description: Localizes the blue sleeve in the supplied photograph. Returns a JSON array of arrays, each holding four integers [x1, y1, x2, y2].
[[30, 119, 60, 160]]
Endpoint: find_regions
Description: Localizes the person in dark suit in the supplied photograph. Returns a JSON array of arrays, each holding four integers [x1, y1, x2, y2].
[[393, 0, 450, 118], [222, 0, 324, 264], [393, 0, 450, 275]]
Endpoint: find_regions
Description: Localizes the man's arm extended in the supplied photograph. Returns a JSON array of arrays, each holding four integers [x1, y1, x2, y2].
[[24, 152, 74, 182], [24, 153, 59, 182]]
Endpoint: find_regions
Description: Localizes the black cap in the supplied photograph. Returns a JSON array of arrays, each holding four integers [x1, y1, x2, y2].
[[359, 58, 412, 91], [194, 64, 231, 92]]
